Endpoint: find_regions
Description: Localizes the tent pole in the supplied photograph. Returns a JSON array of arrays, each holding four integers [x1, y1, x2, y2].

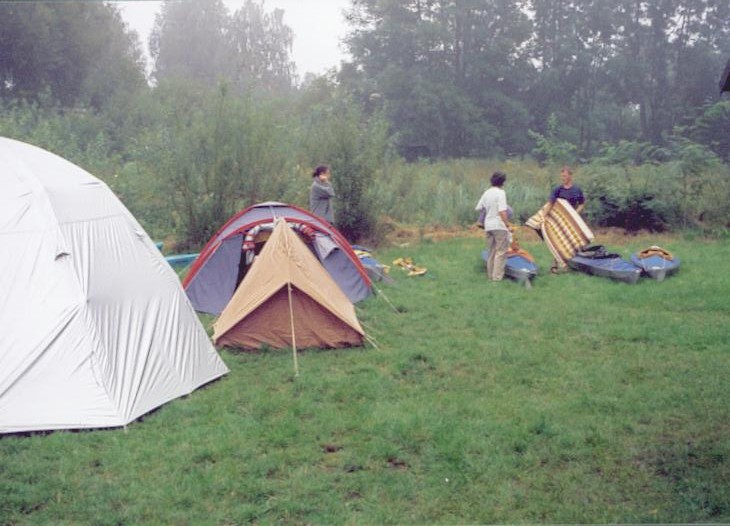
[[287, 282, 299, 376], [280, 216, 299, 377]]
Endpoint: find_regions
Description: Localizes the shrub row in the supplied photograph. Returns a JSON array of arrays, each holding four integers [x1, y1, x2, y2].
[[2, 98, 728, 246]]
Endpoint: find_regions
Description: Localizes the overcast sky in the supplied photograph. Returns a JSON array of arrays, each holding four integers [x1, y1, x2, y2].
[[115, 0, 351, 78]]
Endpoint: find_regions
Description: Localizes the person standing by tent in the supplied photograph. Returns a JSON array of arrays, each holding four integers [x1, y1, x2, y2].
[[547, 166, 585, 273], [309, 164, 335, 223], [475, 171, 512, 282]]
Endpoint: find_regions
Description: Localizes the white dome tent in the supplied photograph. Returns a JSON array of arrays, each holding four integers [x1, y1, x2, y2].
[[0, 137, 228, 434]]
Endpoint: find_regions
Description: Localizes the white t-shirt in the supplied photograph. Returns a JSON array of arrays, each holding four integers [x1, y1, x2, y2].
[[475, 186, 508, 231]]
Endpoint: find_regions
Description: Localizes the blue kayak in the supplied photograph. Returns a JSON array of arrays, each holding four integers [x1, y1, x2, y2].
[[353, 245, 393, 283], [482, 249, 538, 284], [568, 254, 641, 284], [165, 253, 198, 269], [630, 253, 680, 282]]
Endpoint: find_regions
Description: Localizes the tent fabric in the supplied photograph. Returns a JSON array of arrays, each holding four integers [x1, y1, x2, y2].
[[213, 219, 364, 350], [0, 137, 229, 434], [184, 202, 372, 315]]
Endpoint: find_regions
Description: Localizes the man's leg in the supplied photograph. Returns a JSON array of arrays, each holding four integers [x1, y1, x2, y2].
[[491, 230, 510, 281], [486, 231, 496, 279]]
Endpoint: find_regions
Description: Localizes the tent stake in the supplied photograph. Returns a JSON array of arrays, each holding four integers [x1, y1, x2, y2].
[[373, 283, 401, 314]]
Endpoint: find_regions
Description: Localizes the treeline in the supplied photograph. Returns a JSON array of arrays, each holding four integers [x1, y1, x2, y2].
[[0, 0, 728, 247]]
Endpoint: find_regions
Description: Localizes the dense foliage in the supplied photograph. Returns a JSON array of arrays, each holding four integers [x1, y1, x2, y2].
[[0, 2, 146, 108], [342, 0, 730, 159], [0, 1, 728, 246]]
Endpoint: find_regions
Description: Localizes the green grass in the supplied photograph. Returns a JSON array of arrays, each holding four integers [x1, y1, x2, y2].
[[2, 235, 729, 524]]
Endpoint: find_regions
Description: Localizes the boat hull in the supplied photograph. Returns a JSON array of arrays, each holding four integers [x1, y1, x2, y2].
[[568, 255, 641, 284], [630, 254, 680, 282], [482, 250, 538, 282]]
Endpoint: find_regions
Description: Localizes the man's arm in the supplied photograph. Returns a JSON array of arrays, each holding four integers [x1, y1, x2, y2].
[[498, 210, 512, 230], [311, 181, 335, 200]]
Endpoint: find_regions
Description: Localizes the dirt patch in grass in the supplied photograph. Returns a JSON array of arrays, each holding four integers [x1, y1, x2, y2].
[[376, 221, 678, 248], [591, 227, 679, 247]]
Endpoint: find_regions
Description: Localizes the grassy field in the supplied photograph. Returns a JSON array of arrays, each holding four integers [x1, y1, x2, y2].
[[1, 232, 729, 524]]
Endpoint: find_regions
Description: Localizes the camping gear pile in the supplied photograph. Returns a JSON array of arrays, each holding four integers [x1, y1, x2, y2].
[[392, 257, 427, 276], [0, 138, 229, 434], [353, 245, 392, 283], [524, 198, 680, 283]]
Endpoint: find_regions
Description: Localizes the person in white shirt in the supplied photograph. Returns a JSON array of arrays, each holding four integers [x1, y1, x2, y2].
[[475, 171, 512, 281]]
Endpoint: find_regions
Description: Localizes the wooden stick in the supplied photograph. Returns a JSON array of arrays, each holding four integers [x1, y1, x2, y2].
[[287, 281, 299, 377], [279, 217, 299, 377]]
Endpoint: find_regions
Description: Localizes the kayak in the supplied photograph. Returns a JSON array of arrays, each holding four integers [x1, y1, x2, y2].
[[568, 254, 641, 284], [482, 249, 539, 284], [165, 253, 198, 269], [630, 250, 680, 282], [353, 245, 393, 283]]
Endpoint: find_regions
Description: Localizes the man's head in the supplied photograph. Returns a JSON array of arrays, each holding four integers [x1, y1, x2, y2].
[[560, 166, 573, 187], [490, 171, 507, 187]]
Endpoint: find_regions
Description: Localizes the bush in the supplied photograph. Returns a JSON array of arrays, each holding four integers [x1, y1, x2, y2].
[[133, 82, 298, 248], [580, 164, 680, 232], [299, 99, 390, 242], [580, 136, 730, 232], [370, 158, 550, 230]]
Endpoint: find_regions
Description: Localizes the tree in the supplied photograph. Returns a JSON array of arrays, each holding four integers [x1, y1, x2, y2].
[[686, 100, 730, 163], [137, 83, 296, 247], [606, 0, 730, 144], [150, 0, 233, 86], [150, 0, 296, 94], [298, 89, 390, 241], [229, 1, 296, 93], [0, 2, 146, 108], [343, 0, 533, 158], [529, 113, 577, 165]]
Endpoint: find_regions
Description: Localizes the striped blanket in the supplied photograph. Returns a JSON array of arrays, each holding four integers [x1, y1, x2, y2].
[[526, 198, 594, 268]]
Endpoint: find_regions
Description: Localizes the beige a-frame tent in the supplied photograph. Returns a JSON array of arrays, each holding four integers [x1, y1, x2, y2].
[[0, 137, 229, 434], [213, 219, 365, 350]]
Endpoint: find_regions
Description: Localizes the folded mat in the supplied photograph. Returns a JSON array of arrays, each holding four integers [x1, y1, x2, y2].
[[526, 198, 594, 268]]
